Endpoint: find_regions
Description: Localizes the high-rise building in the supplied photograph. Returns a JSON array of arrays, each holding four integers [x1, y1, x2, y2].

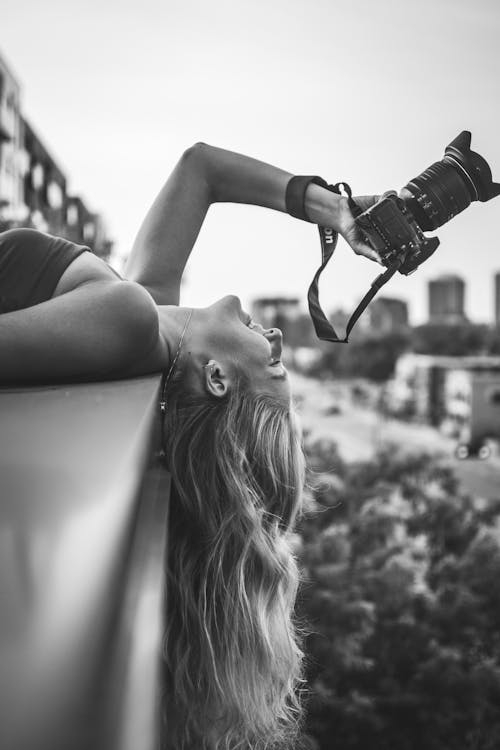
[[0, 51, 25, 228], [428, 274, 466, 324], [368, 296, 409, 333], [495, 272, 500, 327]]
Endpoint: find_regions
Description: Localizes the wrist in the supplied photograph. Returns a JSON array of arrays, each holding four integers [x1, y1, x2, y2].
[[303, 183, 346, 229]]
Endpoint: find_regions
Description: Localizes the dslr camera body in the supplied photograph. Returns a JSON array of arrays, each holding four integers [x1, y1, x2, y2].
[[354, 131, 500, 275]]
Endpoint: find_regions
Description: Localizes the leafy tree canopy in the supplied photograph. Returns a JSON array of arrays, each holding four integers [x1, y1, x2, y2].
[[297, 440, 500, 750]]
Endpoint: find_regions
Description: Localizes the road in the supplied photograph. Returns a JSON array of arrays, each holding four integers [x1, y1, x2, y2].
[[290, 373, 500, 500]]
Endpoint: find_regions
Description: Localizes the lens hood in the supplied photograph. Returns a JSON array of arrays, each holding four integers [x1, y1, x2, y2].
[[444, 131, 500, 202]]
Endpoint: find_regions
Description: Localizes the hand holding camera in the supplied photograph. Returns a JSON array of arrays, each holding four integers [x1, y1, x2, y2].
[[336, 192, 397, 264], [286, 131, 499, 343], [353, 131, 500, 275]]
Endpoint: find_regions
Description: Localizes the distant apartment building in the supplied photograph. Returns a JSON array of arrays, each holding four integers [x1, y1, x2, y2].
[[250, 296, 318, 351], [22, 117, 68, 235], [251, 296, 300, 332], [443, 366, 500, 444], [0, 47, 112, 260], [367, 296, 409, 334], [386, 352, 500, 442], [0, 51, 25, 227], [428, 274, 466, 324], [22, 121, 111, 258], [65, 195, 112, 260], [495, 272, 500, 327]]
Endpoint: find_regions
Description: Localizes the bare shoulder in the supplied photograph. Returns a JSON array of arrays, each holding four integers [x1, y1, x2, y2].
[[54, 252, 168, 376], [53, 251, 123, 297], [103, 281, 169, 377], [104, 280, 161, 349], [0, 277, 165, 384]]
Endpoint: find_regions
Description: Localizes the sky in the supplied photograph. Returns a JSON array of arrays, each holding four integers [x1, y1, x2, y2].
[[2, 0, 500, 324]]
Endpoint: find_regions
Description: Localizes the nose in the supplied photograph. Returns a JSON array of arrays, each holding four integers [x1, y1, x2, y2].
[[264, 326, 283, 359]]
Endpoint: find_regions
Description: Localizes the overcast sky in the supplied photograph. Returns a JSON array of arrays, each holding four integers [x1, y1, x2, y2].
[[2, 0, 499, 323]]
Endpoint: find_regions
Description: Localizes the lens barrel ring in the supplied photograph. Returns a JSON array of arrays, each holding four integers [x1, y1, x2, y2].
[[404, 160, 473, 231]]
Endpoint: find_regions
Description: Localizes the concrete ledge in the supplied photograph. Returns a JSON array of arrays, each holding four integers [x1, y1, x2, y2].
[[0, 375, 170, 750]]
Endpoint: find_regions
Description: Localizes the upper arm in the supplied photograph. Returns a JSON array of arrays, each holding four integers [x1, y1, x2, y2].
[[0, 281, 160, 383], [124, 143, 212, 306]]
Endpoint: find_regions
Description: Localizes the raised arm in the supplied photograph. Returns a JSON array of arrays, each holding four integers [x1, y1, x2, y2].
[[125, 143, 380, 305]]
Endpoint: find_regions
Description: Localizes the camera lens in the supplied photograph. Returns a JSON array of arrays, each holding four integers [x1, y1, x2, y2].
[[400, 131, 500, 232]]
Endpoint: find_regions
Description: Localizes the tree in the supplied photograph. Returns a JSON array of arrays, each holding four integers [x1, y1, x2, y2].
[[313, 332, 410, 382], [296, 440, 500, 750], [411, 324, 491, 356]]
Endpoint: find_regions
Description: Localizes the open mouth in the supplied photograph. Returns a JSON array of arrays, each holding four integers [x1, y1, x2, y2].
[[244, 312, 257, 328]]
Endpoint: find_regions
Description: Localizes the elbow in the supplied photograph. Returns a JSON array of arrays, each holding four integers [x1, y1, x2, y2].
[[182, 141, 211, 165], [181, 142, 214, 200], [187, 140, 211, 155]]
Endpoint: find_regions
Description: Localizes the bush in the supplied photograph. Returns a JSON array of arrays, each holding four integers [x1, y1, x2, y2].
[[297, 440, 500, 750]]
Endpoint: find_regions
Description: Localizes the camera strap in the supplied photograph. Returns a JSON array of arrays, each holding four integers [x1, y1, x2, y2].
[[285, 175, 399, 343]]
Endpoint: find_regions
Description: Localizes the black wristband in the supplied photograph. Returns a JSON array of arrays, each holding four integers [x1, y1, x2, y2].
[[285, 175, 328, 222]]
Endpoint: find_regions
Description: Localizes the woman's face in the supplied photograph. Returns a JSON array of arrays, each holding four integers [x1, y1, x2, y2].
[[188, 295, 291, 403]]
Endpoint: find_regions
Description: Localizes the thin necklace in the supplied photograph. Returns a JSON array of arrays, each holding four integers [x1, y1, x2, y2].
[[160, 307, 194, 416]]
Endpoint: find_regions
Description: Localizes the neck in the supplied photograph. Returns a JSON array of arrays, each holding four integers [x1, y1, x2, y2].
[[157, 305, 196, 364]]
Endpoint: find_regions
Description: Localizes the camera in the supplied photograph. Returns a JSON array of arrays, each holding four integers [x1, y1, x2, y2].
[[354, 131, 500, 275]]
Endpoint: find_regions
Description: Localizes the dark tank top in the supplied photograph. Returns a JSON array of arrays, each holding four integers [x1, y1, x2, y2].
[[0, 228, 90, 313]]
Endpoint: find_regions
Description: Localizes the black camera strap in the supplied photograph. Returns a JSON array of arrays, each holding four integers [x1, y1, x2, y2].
[[285, 175, 399, 343]]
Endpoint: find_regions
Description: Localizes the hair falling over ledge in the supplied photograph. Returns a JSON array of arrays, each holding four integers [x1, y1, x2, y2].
[[161, 374, 312, 750]]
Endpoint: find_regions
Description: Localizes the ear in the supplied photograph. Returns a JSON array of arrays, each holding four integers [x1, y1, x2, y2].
[[203, 359, 231, 398]]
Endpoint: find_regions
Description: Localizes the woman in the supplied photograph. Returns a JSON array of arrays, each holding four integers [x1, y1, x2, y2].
[[0, 143, 380, 749]]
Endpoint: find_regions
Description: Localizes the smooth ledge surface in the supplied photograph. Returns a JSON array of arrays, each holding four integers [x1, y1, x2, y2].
[[0, 375, 167, 750], [0, 375, 163, 515]]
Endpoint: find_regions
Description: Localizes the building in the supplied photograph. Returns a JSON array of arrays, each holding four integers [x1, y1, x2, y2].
[[21, 119, 112, 259], [65, 195, 112, 260], [428, 274, 466, 324], [443, 366, 500, 444], [367, 296, 409, 334], [495, 272, 500, 327], [250, 296, 301, 337], [250, 296, 318, 355], [0, 51, 25, 228], [386, 352, 500, 443], [0, 48, 113, 260], [22, 117, 68, 235]]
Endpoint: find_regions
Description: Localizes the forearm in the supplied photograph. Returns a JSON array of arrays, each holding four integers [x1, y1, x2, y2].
[[203, 142, 345, 228], [125, 142, 367, 305], [204, 144, 381, 262]]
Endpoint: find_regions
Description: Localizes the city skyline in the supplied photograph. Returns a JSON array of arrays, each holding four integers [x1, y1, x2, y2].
[[1, 0, 499, 323], [325, 270, 500, 328]]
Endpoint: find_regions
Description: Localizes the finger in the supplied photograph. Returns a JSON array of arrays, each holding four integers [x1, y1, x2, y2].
[[351, 195, 379, 212], [381, 189, 398, 200], [365, 248, 383, 264], [352, 191, 398, 212], [348, 226, 384, 264], [354, 243, 383, 264]]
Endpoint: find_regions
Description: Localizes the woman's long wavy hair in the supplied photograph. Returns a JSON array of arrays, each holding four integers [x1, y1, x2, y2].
[[161, 369, 311, 750]]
